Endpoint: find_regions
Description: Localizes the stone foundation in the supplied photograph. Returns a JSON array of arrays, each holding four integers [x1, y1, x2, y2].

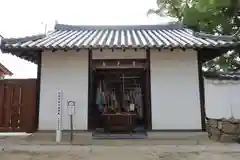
[[206, 117, 240, 142]]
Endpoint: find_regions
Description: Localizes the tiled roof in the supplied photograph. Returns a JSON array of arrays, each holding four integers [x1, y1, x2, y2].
[[0, 62, 13, 76], [204, 72, 240, 80], [1, 23, 239, 50]]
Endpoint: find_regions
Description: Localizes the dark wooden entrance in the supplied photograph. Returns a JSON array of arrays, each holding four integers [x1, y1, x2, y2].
[[88, 57, 152, 131], [0, 79, 37, 132]]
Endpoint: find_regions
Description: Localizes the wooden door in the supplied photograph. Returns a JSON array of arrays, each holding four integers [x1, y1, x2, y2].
[[0, 79, 37, 132]]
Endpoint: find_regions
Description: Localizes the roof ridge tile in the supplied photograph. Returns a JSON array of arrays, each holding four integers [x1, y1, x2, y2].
[[54, 23, 184, 31]]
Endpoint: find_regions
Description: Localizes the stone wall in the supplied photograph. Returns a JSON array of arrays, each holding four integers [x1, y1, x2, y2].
[[207, 117, 240, 142]]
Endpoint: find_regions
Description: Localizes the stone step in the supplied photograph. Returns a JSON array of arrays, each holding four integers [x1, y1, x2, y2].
[[0, 131, 217, 146]]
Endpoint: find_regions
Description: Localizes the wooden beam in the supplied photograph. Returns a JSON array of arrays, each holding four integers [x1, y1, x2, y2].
[[197, 48, 226, 63]]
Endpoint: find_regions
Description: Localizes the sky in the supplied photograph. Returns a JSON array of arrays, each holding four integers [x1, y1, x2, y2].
[[0, 0, 173, 78]]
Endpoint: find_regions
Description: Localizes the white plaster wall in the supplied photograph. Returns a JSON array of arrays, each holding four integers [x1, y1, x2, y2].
[[231, 83, 240, 118], [151, 49, 202, 130], [205, 79, 240, 119], [39, 49, 202, 130], [39, 50, 89, 130]]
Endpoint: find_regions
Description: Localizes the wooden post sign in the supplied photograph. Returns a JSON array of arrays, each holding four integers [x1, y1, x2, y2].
[[56, 90, 63, 142]]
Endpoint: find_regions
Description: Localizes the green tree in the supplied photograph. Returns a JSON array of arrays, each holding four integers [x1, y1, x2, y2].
[[148, 0, 240, 72]]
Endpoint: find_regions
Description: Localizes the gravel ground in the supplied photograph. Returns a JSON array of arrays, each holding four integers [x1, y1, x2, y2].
[[2, 151, 240, 160], [1, 145, 240, 160]]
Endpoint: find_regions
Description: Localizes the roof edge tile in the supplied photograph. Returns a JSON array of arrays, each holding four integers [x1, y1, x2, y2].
[[203, 71, 240, 80], [1, 34, 46, 45], [0, 62, 13, 76], [194, 32, 236, 42]]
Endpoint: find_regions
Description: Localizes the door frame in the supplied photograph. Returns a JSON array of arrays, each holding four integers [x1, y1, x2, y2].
[[87, 51, 152, 131]]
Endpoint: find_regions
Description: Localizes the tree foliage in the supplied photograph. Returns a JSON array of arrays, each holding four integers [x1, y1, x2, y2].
[[148, 0, 240, 72]]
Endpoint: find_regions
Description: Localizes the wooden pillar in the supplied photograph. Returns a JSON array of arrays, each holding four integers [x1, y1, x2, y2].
[[0, 81, 4, 127], [35, 51, 42, 132], [87, 49, 93, 130], [146, 48, 152, 130], [197, 51, 206, 131]]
